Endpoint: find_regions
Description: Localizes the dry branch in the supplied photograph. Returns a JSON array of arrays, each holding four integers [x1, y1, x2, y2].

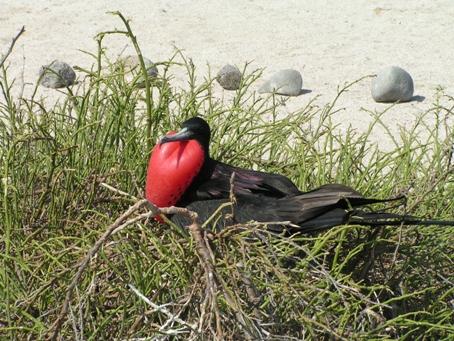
[[46, 193, 223, 340], [128, 284, 197, 332], [47, 199, 152, 340]]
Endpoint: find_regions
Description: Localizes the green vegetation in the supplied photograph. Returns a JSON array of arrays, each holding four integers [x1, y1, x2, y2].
[[1, 14, 453, 340]]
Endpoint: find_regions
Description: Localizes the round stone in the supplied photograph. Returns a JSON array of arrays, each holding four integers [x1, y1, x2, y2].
[[117, 55, 158, 88], [258, 69, 303, 96], [216, 64, 242, 90], [38, 60, 76, 88], [371, 66, 414, 103]]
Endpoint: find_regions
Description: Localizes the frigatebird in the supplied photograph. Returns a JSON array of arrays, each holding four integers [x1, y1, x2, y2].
[[145, 117, 453, 232]]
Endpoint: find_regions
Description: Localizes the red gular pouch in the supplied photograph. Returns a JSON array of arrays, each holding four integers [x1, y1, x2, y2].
[[145, 131, 205, 222]]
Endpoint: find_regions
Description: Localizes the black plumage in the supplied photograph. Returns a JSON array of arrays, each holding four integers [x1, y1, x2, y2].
[[158, 117, 454, 232]]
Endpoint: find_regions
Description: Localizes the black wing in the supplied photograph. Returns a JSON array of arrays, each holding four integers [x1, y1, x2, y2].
[[180, 159, 301, 204], [172, 184, 419, 233]]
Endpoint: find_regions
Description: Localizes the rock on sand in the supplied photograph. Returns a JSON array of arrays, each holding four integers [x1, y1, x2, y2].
[[371, 66, 414, 103], [216, 64, 242, 90], [258, 69, 303, 96], [118, 55, 158, 88], [38, 60, 76, 88]]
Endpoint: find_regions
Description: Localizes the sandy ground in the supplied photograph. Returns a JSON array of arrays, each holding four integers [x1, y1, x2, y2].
[[1, 0, 453, 150]]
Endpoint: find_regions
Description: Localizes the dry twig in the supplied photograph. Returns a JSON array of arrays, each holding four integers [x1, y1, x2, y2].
[[100, 182, 138, 200], [47, 190, 226, 340], [48, 199, 152, 340], [128, 284, 197, 332]]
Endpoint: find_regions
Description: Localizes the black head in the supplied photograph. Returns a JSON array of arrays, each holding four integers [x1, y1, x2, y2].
[[160, 117, 211, 152]]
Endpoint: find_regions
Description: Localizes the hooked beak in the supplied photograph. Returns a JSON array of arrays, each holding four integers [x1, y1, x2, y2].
[[160, 127, 194, 144]]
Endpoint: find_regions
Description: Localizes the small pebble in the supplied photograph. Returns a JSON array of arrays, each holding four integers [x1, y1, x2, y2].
[[216, 64, 242, 90], [258, 69, 303, 96], [118, 55, 158, 88], [38, 60, 76, 88], [371, 66, 414, 103]]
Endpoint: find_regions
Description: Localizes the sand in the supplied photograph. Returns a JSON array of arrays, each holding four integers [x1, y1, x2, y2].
[[1, 0, 453, 150]]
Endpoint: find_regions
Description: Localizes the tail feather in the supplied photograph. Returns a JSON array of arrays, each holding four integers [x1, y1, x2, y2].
[[293, 209, 454, 234], [349, 211, 454, 227]]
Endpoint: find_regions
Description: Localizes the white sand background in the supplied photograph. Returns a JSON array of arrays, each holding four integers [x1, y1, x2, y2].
[[1, 0, 453, 150]]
